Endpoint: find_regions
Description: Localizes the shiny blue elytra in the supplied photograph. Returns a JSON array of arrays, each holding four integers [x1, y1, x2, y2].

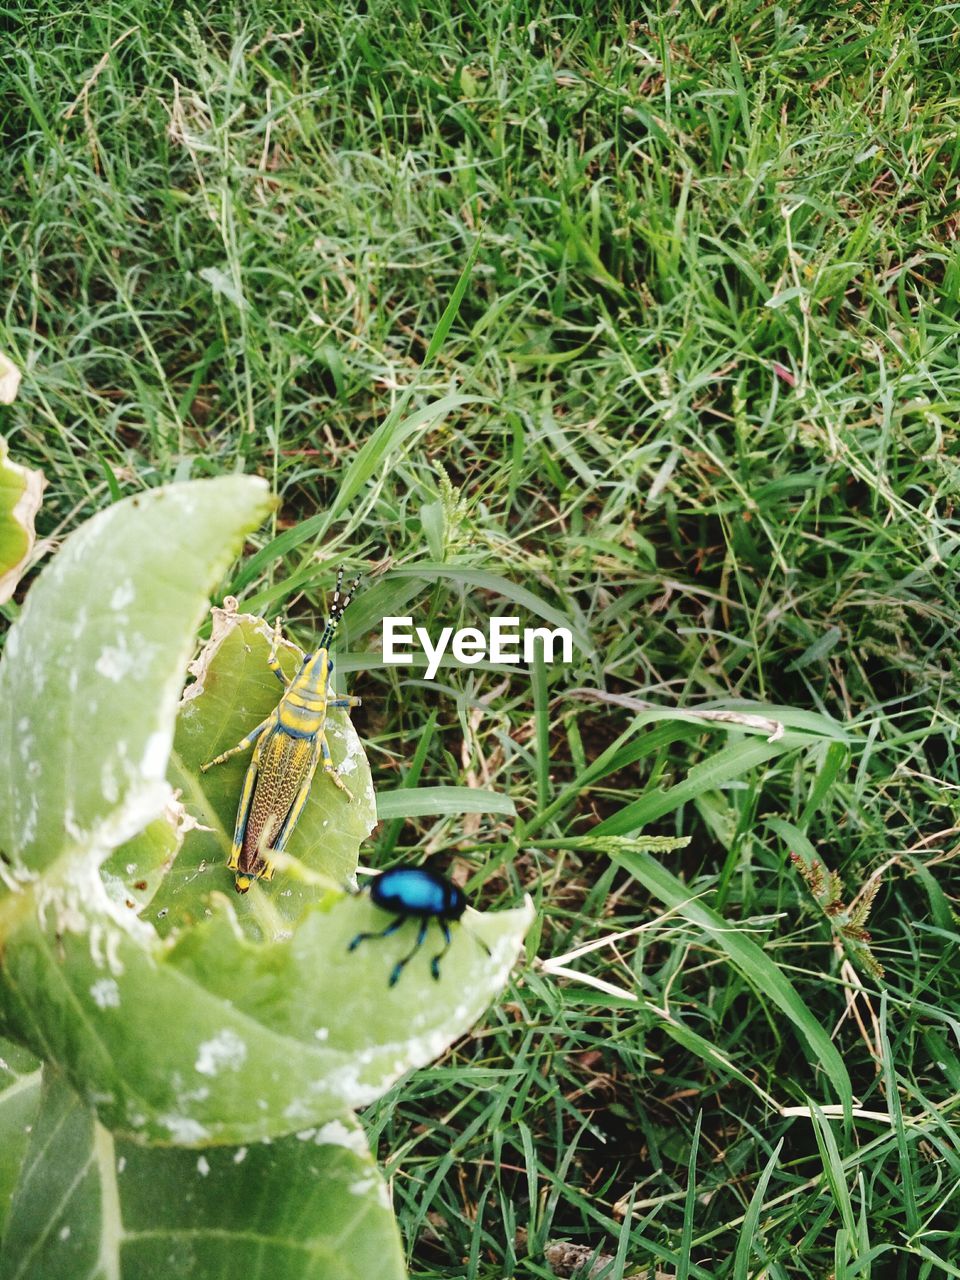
[[348, 868, 470, 987], [373, 867, 466, 920]]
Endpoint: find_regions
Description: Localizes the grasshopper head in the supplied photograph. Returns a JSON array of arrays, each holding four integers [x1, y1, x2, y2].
[[298, 647, 332, 695]]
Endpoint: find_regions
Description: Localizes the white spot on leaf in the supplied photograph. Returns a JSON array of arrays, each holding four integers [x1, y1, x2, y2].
[[160, 1115, 211, 1144], [110, 581, 135, 610], [195, 1029, 248, 1076], [95, 643, 135, 682], [89, 978, 121, 1009], [349, 1176, 377, 1197], [314, 1119, 368, 1156]]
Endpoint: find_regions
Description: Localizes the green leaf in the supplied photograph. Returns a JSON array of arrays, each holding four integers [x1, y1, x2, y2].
[[419, 499, 445, 561], [376, 786, 516, 820], [0, 876, 532, 1145], [527, 699, 846, 837], [101, 807, 187, 914], [785, 625, 843, 672], [0, 1037, 41, 1240], [0, 1069, 404, 1280], [145, 604, 375, 932], [423, 233, 482, 363], [798, 740, 849, 829], [0, 479, 274, 873], [610, 849, 853, 1122], [765, 285, 806, 308], [0, 436, 44, 606], [878, 991, 919, 1237]]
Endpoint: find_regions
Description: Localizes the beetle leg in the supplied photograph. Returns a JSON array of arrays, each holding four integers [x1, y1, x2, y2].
[[388, 918, 430, 987], [430, 921, 453, 981], [319, 733, 353, 801], [267, 617, 290, 686], [328, 696, 362, 709], [200, 714, 273, 771], [348, 916, 405, 952]]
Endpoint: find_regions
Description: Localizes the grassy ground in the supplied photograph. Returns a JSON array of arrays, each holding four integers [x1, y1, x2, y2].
[[3, 0, 960, 1275]]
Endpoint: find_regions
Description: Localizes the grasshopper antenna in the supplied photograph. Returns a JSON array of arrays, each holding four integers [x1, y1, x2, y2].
[[320, 566, 362, 647]]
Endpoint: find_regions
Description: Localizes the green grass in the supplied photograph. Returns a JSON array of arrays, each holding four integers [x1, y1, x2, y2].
[[3, 0, 960, 1274]]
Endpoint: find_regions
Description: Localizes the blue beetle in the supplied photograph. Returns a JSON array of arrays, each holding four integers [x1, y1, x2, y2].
[[348, 867, 475, 987]]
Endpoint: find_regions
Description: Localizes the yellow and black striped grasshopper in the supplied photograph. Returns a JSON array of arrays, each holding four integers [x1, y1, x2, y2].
[[201, 569, 362, 893]]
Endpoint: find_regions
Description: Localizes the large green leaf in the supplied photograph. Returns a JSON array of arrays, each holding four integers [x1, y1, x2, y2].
[[0, 1070, 404, 1280], [0, 873, 531, 1145], [0, 479, 274, 873]]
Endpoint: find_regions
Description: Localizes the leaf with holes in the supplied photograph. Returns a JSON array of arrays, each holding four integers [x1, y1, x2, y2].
[[0, 481, 531, 1147]]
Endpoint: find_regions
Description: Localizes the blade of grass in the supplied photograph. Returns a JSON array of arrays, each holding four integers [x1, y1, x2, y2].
[[375, 786, 516, 820], [531, 638, 550, 814], [807, 1097, 859, 1250], [677, 1109, 703, 1280], [879, 990, 920, 1238], [732, 1138, 784, 1279], [594, 736, 793, 835]]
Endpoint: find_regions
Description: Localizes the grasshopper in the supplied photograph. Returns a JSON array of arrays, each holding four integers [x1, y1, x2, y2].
[[201, 568, 362, 893]]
